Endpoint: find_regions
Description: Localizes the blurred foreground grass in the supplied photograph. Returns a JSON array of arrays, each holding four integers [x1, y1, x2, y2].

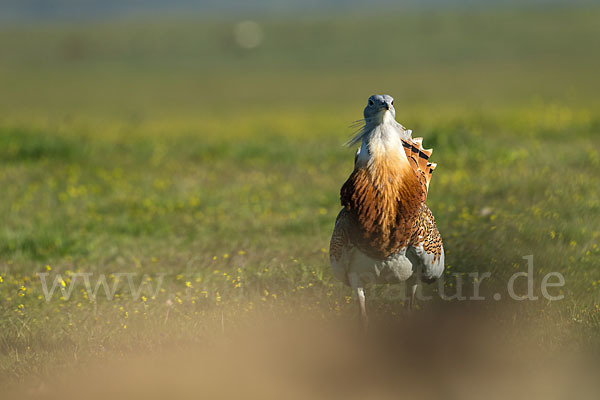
[[1, 6, 600, 390]]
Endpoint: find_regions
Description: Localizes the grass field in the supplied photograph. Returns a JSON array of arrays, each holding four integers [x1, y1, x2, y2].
[[1, 6, 600, 397]]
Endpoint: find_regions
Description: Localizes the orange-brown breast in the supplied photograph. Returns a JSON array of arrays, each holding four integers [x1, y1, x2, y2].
[[340, 155, 425, 259]]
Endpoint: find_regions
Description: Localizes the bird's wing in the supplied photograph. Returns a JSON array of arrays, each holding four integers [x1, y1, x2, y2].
[[403, 136, 444, 282], [329, 209, 354, 285], [408, 204, 444, 283], [401, 137, 437, 198]]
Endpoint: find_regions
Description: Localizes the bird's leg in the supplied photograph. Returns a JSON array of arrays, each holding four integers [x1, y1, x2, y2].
[[356, 286, 367, 330], [407, 282, 418, 311], [348, 273, 368, 330]]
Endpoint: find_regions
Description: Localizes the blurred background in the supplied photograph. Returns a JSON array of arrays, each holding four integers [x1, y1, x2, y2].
[[1, 0, 599, 122], [1, 0, 599, 397]]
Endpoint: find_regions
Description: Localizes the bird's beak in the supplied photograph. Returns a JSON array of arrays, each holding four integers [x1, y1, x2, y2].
[[385, 103, 390, 110]]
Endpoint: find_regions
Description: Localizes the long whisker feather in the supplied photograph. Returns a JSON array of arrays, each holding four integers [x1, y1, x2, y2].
[[348, 119, 364, 129]]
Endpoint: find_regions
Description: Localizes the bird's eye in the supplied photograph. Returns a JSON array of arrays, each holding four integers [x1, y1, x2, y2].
[[368, 100, 374, 106], [391, 100, 394, 105]]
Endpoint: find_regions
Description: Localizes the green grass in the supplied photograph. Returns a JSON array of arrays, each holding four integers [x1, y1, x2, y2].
[[1, 6, 600, 391]]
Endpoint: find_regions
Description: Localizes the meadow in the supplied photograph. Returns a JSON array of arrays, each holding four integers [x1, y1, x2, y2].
[[1, 6, 599, 397]]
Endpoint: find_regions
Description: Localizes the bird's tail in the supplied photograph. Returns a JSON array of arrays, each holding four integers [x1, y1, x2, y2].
[[401, 137, 437, 195]]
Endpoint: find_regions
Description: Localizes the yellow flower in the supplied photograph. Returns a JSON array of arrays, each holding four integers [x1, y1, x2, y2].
[[141, 296, 147, 302], [185, 281, 192, 288], [45, 265, 52, 271], [0, 276, 4, 283]]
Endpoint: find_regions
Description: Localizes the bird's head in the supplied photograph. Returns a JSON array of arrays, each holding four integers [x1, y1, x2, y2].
[[363, 94, 395, 124], [346, 94, 405, 147]]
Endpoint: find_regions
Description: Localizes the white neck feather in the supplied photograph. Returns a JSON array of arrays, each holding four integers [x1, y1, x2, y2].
[[356, 118, 408, 167]]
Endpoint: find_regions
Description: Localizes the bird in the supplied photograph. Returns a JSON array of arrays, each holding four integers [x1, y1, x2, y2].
[[329, 94, 444, 328]]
